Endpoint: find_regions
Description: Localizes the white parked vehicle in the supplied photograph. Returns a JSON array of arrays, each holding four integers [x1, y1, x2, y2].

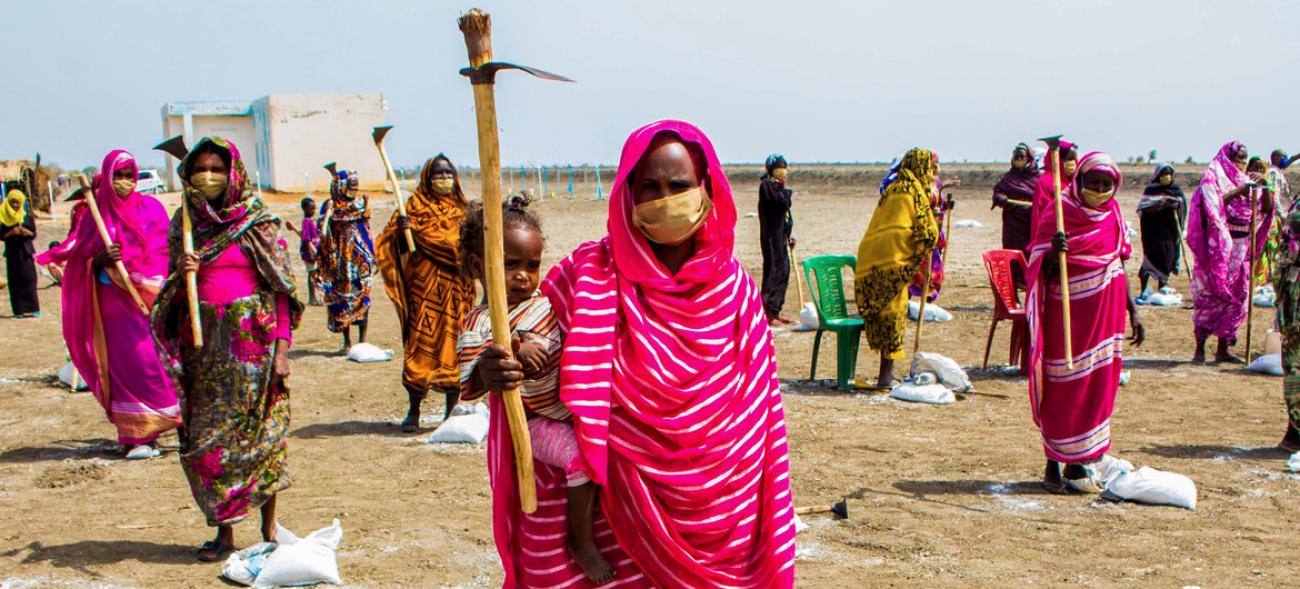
[[136, 169, 166, 194]]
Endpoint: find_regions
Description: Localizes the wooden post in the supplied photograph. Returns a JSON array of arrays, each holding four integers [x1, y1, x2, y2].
[[458, 8, 538, 514], [1246, 186, 1258, 363]]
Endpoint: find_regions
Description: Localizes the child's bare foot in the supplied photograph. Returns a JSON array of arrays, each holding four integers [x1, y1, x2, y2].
[[568, 538, 615, 585]]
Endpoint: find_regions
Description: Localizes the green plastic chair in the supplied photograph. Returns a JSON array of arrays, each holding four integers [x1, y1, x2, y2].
[[802, 254, 864, 389]]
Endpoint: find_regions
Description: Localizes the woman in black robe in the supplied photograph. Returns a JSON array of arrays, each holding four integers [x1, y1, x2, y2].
[[2, 189, 40, 318], [992, 142, 1040, 255], [758, 154, 795, 326], [1136, 163, 1187, 296]]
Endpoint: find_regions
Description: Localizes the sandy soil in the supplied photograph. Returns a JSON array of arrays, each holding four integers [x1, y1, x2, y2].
[[1, 168, 1296, 588]]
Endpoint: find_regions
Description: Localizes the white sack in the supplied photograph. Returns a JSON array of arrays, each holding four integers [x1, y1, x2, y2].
[[1103, 466, 1197, 510], [907, 301, 953, 322], [911, 352, 972, 392], [346, 343, 393, 363], [1246, 353, 1283, 377], [427, 403, 490, 444], [889, 382, 955, 404]]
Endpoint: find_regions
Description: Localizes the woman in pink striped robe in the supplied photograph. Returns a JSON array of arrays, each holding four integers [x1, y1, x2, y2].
[[475, 119, 797, 588], [1025, 151, 1145, 494]]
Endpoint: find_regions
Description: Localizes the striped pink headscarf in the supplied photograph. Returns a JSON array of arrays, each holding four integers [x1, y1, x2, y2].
[[484, 119, 796, 588], [1025, 151, 1131, 463]]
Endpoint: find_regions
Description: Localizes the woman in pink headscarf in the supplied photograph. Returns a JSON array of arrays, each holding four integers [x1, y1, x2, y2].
[[35, 150, 181, 457], [1025, 151, 1144, 493], [1186, 141, 1273, 363], [475, 120, 797, 588]]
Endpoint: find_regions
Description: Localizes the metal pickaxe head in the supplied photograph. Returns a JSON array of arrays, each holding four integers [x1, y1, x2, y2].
[[831, 498, 849, 520], [1038, 134, 1064, 151], [324, 162, 338, 177], [372, 125, 393, 146], [457, 8, 574, 85], [154, 135, 189, 159]]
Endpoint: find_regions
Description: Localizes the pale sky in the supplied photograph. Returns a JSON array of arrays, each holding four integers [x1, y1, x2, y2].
[[3, 0, 1297, 171]]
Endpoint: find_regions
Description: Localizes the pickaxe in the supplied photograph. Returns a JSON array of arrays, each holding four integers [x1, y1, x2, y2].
[[1039, 135, 1074, 372], [154, 136, 204, 347], [75, 173, 149, 315], [457, 7, 573, 515], [320, 162, 339, 239], [794, 498, 849, 520], [371, 126, 416, 252]]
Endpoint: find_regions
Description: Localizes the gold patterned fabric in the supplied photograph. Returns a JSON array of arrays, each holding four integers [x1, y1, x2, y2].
[[854, 148, 939, 359]]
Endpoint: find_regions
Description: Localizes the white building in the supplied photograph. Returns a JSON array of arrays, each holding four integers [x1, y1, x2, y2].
[[160, 93, 388, 192]]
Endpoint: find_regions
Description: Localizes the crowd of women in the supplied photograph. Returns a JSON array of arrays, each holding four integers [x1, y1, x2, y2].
[[3, 123, 1297, 586]]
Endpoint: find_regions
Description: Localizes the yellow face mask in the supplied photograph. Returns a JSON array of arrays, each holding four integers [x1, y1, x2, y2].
[[1063, 160, 1078, 177], [431, 178, 455, 195], [771, 167, 788, 180], [1159, 174, 1173, 186], [1080, 188, 1113, 209], [112, 178, 136, 197], [633, 186, 713, 246], [191, 171, 228, 199], [1011, 160, 1027, 170]]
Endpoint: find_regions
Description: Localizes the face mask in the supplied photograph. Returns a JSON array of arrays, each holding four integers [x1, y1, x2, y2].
[[191, 171, 228, 199], [1063, 160, 1078, 177], [771, 168, 788, 180], [1159, 175, 1173, 186], [431, 178, 455, 195], [112, 178, 135, 197], [1080, 188, 1113, 209], [1012, 160, 1027, 170], [633, 185, 713, 246]]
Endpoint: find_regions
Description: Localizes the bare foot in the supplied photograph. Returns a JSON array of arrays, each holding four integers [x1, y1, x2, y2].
[[568, 539, 615, 585]]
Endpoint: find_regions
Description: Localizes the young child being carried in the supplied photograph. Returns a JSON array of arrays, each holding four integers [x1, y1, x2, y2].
[[457, 197, 614, 585]]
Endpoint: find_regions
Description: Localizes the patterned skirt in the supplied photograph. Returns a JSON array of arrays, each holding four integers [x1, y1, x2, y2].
[[179, 292, 291, 526]]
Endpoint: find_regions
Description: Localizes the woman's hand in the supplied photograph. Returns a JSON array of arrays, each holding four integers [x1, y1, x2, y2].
[[475, 343, 523, 393], [271, 340, 291, 389], [1129, 315, 1146, 347], [93, 244, 121, 268], [1051, 231, 1070, 255], [395, 216, 414, 253], [178, 252, 200, 275]]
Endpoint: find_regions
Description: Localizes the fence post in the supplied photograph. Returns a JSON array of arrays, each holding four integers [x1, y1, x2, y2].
[[567, 164, 574, 199], [594, 165, 604, 200]]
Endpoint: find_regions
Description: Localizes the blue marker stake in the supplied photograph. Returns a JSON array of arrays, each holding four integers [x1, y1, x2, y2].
[[595, 165, 604, 200], [567, 165, 574, 199]]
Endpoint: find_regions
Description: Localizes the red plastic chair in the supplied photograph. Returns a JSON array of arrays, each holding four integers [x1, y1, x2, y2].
[[982, 249, 1030, 373]]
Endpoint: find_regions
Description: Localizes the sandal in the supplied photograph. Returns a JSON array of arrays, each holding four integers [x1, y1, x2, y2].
[[196, 539, 235, 562]]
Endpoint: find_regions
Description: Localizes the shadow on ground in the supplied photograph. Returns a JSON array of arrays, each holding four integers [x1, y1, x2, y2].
[[0, 438, 118, 463]]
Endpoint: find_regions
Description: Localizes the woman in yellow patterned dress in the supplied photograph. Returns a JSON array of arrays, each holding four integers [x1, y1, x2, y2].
[[854, 148, 940, 388]]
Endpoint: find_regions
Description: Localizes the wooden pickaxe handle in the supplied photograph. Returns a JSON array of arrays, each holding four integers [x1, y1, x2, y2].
[[459, 8, 537, 515], [373, 132, 416, 253], [1045, 143, 1074, 371], [180, 197, 203, 348], [78, 175, 148, 315]]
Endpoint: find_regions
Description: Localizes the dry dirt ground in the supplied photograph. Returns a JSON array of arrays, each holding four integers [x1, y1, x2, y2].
[[1, 167, 1295, 588]]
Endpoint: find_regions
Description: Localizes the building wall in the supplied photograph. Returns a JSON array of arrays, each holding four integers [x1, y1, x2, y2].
[[161, 114, 260, 190], [262, 93, 388, 192]]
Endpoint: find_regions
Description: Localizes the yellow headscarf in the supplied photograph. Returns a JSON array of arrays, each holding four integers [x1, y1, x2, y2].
[[0, 189, 27, 227]]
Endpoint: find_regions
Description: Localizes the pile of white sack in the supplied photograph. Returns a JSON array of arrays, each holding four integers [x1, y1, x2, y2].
[[890, 353, 972, 405], [427, 402, 490, 444], [58, 362, 89, 391], [1136, 287, 1182, 307], [346, 343, 393, 363], [1254, 285, 1276, 308], [907, 301, 953, 322], [1093, 455, 1198, 510], [953, 219, 984, 229], [223, 519, 344, 587], [792, 302, 821, 332], [1247, 330, 1285, 376]]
